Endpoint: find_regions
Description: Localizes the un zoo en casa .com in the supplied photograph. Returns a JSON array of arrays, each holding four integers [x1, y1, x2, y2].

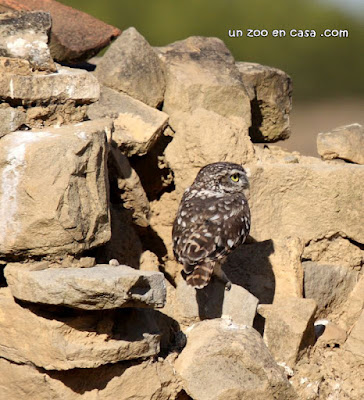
[[228, 29, 349, 38]]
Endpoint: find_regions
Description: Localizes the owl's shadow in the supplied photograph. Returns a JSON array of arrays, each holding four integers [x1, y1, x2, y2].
[[195, 278, 226, 320], [195, 239, 275, 327]]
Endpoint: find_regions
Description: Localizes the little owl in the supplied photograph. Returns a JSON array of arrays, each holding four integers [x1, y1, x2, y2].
[[172, 162, 250, 290]]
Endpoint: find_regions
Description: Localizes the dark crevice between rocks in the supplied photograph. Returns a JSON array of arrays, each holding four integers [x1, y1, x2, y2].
[[0, 264, 7, 287], [248, 97, 265, 142], [128, 129, 175, 202]]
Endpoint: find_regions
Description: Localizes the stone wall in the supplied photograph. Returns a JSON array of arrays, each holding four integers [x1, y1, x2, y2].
[[0, 8, 363, 400]]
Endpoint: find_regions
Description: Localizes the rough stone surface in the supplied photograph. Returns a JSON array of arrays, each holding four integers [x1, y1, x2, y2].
[[108, 145, 150, 227], [0, 11, 56, 72], [0, 65, 100, 105], [89, 86, 169, 156], [315, 322, 347, 348], [95, 27, 165, 107], [175, 318, 295, 400], [226, 237, 304, 302], [303, 232, 364, 269], [5, 263, 166, 309], [0, 105, 26, 137], [260, 297, 317, 368], [248, 162, 364, 245], [338, 274, 364, 331], [0, 0, 122, 63], [162, 277, 258, 328], [165, 108, 255, 189], [237, 61, 292, 142], [0, 120, 111, 256], [0, 288, 161, 370], [303, 261, 359, 318], [317, 123, 364, 164], [157, 36, 251, 128], [0, 356, 183, 400], [345, 310, 364, 357]]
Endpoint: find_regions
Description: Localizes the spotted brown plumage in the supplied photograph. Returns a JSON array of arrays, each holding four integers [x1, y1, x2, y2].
[[172, 162, 251, 289]]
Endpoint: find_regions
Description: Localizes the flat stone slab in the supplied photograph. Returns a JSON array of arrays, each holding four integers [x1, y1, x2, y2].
[[317, 123, 364, 164], [0, 0, 121, 63], [0, 11, 56, 72], [5, 263, 166, 310], [0, 65, 99, 105], [0, 288, 161, 370]]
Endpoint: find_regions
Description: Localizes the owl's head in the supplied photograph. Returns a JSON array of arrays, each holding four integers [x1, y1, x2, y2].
[[193, 162, 249, 193]]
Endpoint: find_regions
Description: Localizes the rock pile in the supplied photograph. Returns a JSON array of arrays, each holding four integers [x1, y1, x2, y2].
[[0, 6, 362, 400]]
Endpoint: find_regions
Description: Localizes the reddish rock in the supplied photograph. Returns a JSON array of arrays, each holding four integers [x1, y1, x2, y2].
[[0, 0, 121, 62]]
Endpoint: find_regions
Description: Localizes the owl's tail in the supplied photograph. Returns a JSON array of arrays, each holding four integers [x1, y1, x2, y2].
[[186, 262, 213, 289]]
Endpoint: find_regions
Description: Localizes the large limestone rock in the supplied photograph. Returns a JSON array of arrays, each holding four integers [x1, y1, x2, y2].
[[303, 261, 360, 318], [5, 263, 166, 309], [175, 318, 295, 399], [0, 65, 100, 105], [237, 62, 292, 142], [88, 86, 169, 156], [0, 119, 111, 256], [165, 108, 255, 188], [317, 123, 364, 164], [0, 356, 183, 400], [95, 27, 165, 107], [248, 162, 364, 245], [0, 288, 161, 370], [259, 297, 317, 368], [157, 36, 251, 129], [0, 11, 56, 72], [162, 277, 258, 329]]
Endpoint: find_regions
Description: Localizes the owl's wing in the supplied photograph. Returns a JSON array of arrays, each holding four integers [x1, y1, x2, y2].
[[172, 193, 250, 272]]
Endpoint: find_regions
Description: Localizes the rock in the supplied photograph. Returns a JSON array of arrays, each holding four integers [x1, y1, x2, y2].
[[303, 261, 359, 318], [345, 310, 364, 357], [0, 120, 111, 256], [94, 204, 144, 269], [248, 162, 364, 245], [236, 62, 292, 142], [5, 263, 166, 309], [0, 11, 56, 72], [165, 108, 255, 188], [0, 288, 161, 370], [0, 105, 26, 137], [303, 232, 364, 269], [226, 237, 304, 302], [25, 100, 88, 128], [260, 297, 317, 368], [95, 27, 165, 107], [0, 64, 99, 105], [338, 274, 364, 331], [0, 55, 33, 75], [164, 277, 258, 328], [317, 123, 364, 164], [0, 356, 183, 400], [316, 322, 347, 348], [0, 0, 121, 63], [157, 36, 251, 128], [108, 145, 150, 226], [175, 318, 295, 400], [88, 86, 169, 156]]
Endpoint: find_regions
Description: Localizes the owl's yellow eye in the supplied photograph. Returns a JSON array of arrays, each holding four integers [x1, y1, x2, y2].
[[230, 174, 240, 182]]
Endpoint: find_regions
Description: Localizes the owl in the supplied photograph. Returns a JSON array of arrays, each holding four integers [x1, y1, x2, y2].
[[172, 162, 250, 290]]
